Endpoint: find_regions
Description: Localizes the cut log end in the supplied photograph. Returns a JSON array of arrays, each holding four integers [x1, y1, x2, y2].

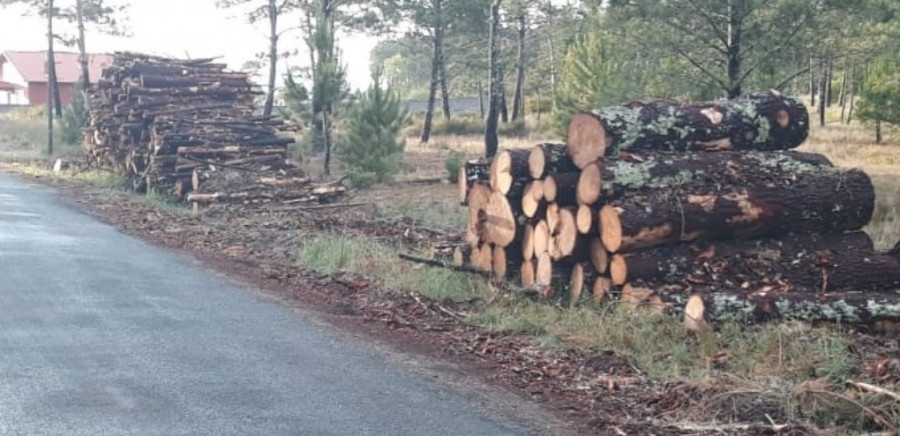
[[485, 191, 517, 247], [522, 224, 536, 261], [610, 254, 627, 286], [457, 166, 468, 204], [543, 175, 558, 202], [577, 162, 602, 205], [620, 284, 665, 314], [599, 205, 623, 253], [590, 238, 610, 274], [567, 113, 607, 169], [493, 246, 509, 281], [466, 183, 492, 247], [576, 204, 594, 235], [521, 261, 536, 286], [522, 182, 542, 218], [552, 208, 578, 260], [593, 277, 612, 303], [569, 264, 585, 305], [684, 294, 711, 333], [528, 145, 546, 179], [536, 252, 553, 286], [534, 220, 550, 256]]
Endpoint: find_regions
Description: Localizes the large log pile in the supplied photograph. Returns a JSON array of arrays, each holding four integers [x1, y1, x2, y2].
[[83, 52, 343, 206], [456, 90, 900, 328]]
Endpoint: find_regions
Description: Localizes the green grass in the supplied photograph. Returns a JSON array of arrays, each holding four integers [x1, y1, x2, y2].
[[372, 199, 467, 230], [0, 115, 81, 162], [298, 235, 489, 301]]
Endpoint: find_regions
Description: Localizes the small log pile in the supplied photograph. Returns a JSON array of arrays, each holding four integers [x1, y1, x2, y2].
[[457, 90, 900, 328], [82, 52, 343, 206]]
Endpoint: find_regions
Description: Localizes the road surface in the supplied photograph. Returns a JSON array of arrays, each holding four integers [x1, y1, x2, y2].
[[0, 173, 528, 436]]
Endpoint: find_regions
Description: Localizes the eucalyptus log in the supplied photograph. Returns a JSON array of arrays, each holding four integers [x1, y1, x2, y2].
[[576, 151, 832, 206], [566, 91, 810, 168], [599, 169, 874, 253], [528, 142, 578, 179]]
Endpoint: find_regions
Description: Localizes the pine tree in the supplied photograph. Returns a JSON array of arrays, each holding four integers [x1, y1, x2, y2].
[[340, 69, 409, 186], [856, 56, 900, 143]]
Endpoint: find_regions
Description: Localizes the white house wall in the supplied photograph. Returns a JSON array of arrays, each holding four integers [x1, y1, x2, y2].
[[0, 57, 31, 105]]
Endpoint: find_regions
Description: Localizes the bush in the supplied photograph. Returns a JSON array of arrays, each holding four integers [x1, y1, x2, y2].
[[444, 150, 465, 182], [339, 70, 409, 185], [59, 87, 87, 146]]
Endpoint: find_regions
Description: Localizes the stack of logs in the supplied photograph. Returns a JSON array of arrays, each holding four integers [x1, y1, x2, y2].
[[83, 52, 344, 207], [459, 90, 900, 329]]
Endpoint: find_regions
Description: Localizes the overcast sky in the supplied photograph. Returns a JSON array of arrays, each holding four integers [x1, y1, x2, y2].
[[0, 0, 377, 90]]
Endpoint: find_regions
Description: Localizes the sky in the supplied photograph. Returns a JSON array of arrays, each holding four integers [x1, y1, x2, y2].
[[0, 0, 378, 90]]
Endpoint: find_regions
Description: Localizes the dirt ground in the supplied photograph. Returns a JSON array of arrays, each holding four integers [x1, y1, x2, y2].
[[3, 160, 898, 436]]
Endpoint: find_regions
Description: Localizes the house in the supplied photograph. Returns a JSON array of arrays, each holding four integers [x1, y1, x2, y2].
[[0, 50, 113, 106]]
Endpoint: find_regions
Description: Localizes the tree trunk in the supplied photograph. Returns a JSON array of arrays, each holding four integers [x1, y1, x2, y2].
[[440, 52, 451, 121], [511, 13, 526, 122], [818, 68, 826, 127], [566, 91, 809, 169], [809, 57, 816, 107], [598, 168, 874, 253], [323, 110, 332, 176], [75, 0, 91, 112], [838, 66, 847, 108], [478, 80, 485, 119], [499, 72, 509, 124], [528, 142, 577, 179], [547, 35, 558, 112], [875, 120, 882, 144], [263, 0, 278, 118], [726, 0, 743, 98], [46, 0, 55, 154], [576, 151, 832, 206], [421, 1, 443, 144], [484, 0, 501, 159], [825, 58, 833, 107]]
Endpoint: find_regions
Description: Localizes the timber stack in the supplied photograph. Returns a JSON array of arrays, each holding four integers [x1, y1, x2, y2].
[[83, 52, 344, 207], [456, 90, 900, 328]]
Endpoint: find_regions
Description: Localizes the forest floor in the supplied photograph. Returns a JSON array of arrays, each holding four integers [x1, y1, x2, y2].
[[1, 112, 899, 435]]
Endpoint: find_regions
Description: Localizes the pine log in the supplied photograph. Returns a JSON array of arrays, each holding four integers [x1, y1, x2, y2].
[[566, 90, 810, 168], [550, 208, 579, 261], [466, 182, 492, 247], [140, 74, 250, 89], [535, 252, 553, 286], [459, 158, 490, 205], [619, 232, 877, 287], [493, 246, 519, 281], [593, 277, 613, 303], [490, 149, 530, 195], [522, 224, 536, 261], [534, 220, 550, 256], [544, 172, 579, 205], [522, 181, 545, 218], [528, 143, 578, 179], [681, 290, 900, 326], [470, 243, 494, 271], [590, 238, 610, 274], [485, 191, 522, 247], [521, 260, 536, 286], [576, 151, 833, 206], [569, 263, 591, 305], [610, 254, 628, 286], [576, 204, 598, 235], [599, 169, 874, 253]]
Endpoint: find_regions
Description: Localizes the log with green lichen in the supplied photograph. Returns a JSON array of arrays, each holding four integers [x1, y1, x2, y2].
[[623, 285, 900, 326], [599, 168, 875, 253], [576, 151, 832, 206], [528, 143, 578, 179], [566, 90, 809, 169], [617, 232, 900, 293]]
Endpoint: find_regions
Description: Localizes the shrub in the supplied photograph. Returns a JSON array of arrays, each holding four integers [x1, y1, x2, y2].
[[59, 87, 87, 146], [444, 150, 465, 182], [339, 70, 409, 185]]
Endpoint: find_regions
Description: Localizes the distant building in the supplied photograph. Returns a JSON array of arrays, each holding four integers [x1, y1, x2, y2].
[[0, 50, 113, 106]]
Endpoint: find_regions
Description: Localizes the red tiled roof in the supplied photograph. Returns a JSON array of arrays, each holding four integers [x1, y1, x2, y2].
[[0, 80, 23, 91], [0, 51, 113, 84]]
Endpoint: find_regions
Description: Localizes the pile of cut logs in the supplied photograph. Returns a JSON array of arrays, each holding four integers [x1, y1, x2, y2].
[[459, 90, 900, 328], [83, 52, 344, 206]]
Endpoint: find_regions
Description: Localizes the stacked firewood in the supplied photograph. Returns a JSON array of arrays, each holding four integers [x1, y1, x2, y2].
[[83, 52, 344, 206], [458, 90, 900, 328]]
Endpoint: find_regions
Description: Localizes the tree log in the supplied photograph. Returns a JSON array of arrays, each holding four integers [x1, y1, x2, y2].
[[599, 169, 874, 253], [484, 191, 525, 247], [522, 181, 545, 218], [459, 158, 490, 205], [576, 204, 598, 235], [466, 182, 492, 247], [576, 151, 832, 206], [590, 238, 610, 274], [566, 90, 810, 168], [490, 149, 530, 195], [544, 172, 579, 205], [620, 232, 888, 292], [528, 142, 578, 179]]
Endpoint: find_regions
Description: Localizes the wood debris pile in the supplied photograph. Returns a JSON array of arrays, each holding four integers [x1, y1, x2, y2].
[[458, 90, 900, 328], [83, 52, 344, 206]]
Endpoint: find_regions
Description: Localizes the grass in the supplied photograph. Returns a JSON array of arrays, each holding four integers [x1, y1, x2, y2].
[[298, 235, 489, 302], [0, 113, 80, 162], [372, 197, 467, 230]]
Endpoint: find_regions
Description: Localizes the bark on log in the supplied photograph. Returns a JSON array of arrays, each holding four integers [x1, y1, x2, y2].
[[576, 151, 832, 206], [528, 142, 578, 179], [566, 90, 810, 169], [490, 149, 530, 195], [599, 169, 874, 253], [619, 232, 880, 290]]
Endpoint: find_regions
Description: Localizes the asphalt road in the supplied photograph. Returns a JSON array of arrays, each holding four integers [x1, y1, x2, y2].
[[0, 173, 526, 436]]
